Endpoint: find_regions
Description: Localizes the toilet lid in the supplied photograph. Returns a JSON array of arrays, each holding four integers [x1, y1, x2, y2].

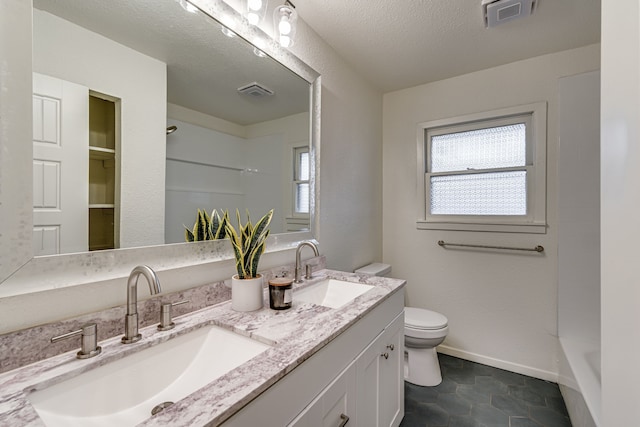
[[405, 307, 448, 330]]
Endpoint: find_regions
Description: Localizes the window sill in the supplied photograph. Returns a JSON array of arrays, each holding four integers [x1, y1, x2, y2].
[[416, 220, 547, 234]]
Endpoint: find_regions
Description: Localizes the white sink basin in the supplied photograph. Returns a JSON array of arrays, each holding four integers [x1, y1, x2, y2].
[[294, 279, 374, 309], [28, 325, 269, 427]]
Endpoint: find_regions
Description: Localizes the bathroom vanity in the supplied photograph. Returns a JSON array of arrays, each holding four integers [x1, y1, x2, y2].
[[0, 270, 405, 426]]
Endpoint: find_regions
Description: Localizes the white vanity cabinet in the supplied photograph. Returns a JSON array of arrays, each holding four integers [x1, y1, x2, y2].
[[221, 288, 404, 427]]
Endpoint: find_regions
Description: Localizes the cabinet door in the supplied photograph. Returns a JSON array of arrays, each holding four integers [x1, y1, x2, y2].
[[356, 312, 404, 427], [378, 314, 404, 427], [288, 361, 356, 427], [356, 333, 382, 426]]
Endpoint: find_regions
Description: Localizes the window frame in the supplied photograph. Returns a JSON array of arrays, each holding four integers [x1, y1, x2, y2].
[[416, 102, 547, 234], [291, 145, 310, 218]]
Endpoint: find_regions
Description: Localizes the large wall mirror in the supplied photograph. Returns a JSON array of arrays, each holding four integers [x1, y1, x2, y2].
[[0, 0, 320, 295]]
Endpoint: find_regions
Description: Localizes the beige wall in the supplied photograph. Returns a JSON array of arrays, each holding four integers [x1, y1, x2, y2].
[[382, 44, 600, 380]]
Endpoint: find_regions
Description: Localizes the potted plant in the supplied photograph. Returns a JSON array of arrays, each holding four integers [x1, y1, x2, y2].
[[225, 208, 274, 311], [184, 208, 229, 242]]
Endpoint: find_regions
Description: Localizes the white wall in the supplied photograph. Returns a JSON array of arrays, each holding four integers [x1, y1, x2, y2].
[[383, 44, 600, 380], [244, 133, 285, 231], [558, 71, 601, 344], [164, 110, 310, 242], [247, 112, 311, 232], [281, 17, 384, 272], [165, 118, 248, 243], [601, 0, 640, 425], [33, 9, 166, 248], [557, 70, 601, 426]]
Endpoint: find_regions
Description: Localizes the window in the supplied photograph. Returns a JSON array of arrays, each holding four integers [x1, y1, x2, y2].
[[417, 103, 547, 233], [293, 146, 310, 215]]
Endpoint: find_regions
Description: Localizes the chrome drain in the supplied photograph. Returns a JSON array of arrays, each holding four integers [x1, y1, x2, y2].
[[151, 401, 174, 416]]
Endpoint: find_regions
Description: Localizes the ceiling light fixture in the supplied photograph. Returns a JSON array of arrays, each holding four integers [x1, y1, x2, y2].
[[245, 0, 268, 26], [273, 0, 297, 48]]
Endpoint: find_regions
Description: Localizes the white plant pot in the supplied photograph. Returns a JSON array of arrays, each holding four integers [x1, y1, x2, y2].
[[231, 274, 264, 312]]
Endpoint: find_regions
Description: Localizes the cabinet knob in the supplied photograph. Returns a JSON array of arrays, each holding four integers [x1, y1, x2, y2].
[[339, 413, 350, 427], [387, 344, 395, 351], [381, 352, 389, 360]]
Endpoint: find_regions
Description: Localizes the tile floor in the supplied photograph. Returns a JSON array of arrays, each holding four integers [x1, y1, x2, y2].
[[401, 354, 572, 427]]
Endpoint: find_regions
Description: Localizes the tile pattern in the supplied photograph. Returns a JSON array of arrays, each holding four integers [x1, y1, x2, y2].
[[402, 354, 572, 427]]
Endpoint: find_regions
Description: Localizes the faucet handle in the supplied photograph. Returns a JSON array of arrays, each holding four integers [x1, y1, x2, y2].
[[51, 323, 102, 359], [305, 264, 314, 280], [158, 300, 190, 331]]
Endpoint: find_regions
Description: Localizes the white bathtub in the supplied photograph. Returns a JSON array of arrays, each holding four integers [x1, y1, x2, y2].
[[558, 338, 601, 427]]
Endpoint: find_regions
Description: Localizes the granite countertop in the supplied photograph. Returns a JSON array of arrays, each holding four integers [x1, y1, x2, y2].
[[0, 269, 405, 426]]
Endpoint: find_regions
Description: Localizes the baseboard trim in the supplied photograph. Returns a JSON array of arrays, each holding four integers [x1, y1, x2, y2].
[[437, 345, 559, 383]]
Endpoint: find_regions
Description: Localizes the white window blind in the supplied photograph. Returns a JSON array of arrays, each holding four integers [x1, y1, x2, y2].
[[430, 123, 528, 216]]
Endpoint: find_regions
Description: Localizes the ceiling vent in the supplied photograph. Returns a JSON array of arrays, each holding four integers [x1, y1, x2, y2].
[[482, 0, 537, 28], [237, 82, 274, 97]]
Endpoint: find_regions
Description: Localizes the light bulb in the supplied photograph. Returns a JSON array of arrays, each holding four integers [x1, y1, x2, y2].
[[248, 0, 263, 11], [278, 18, 292, 35], [279, 35, 291, 48], [273, 4, 296, 48], [247, 12, 259, 25]]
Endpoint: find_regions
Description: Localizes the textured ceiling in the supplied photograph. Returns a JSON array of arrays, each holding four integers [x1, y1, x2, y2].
[[294, 0, 601, 92], [34, 0, 601, 117]]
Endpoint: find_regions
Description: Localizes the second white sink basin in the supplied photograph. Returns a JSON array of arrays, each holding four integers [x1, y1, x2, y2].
[[294, 279, 374, 309], [28, 325, 269, 427]]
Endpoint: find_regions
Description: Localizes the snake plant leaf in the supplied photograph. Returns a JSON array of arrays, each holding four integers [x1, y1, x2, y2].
[[203, 209, 213, 240], [221, 210, 230, 238], [245, 210, 273, 269], [225, 222, 246, 278], [184, 208, 230, 242], [211, 209, 228, 240], [226, 209, 273, 279], [194, 209, 209, 241]]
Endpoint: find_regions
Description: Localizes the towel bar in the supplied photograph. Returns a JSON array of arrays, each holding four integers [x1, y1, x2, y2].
[[437, 240, 544, 252]]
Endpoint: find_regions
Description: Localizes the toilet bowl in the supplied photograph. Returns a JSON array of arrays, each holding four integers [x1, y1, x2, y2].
[[354, 263, 450, 387], [404, 307, 449, 386]]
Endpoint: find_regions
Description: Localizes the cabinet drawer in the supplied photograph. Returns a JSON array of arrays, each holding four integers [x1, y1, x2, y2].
[[288, 360, 356, 427]]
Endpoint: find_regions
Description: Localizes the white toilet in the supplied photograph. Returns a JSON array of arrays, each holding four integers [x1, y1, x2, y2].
[[354, 263, 449, 387], [404, 307, 449, 386]]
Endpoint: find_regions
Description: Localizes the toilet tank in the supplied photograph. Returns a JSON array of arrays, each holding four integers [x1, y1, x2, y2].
[[354, 263, 391, 277]]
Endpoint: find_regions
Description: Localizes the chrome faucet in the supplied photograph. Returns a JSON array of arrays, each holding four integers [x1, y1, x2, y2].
[[295, 241, 319, 283], [122, 265, 162, 344]]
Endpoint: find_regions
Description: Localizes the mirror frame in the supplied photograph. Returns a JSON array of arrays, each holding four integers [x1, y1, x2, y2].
[[0, 0, 320, 297]]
